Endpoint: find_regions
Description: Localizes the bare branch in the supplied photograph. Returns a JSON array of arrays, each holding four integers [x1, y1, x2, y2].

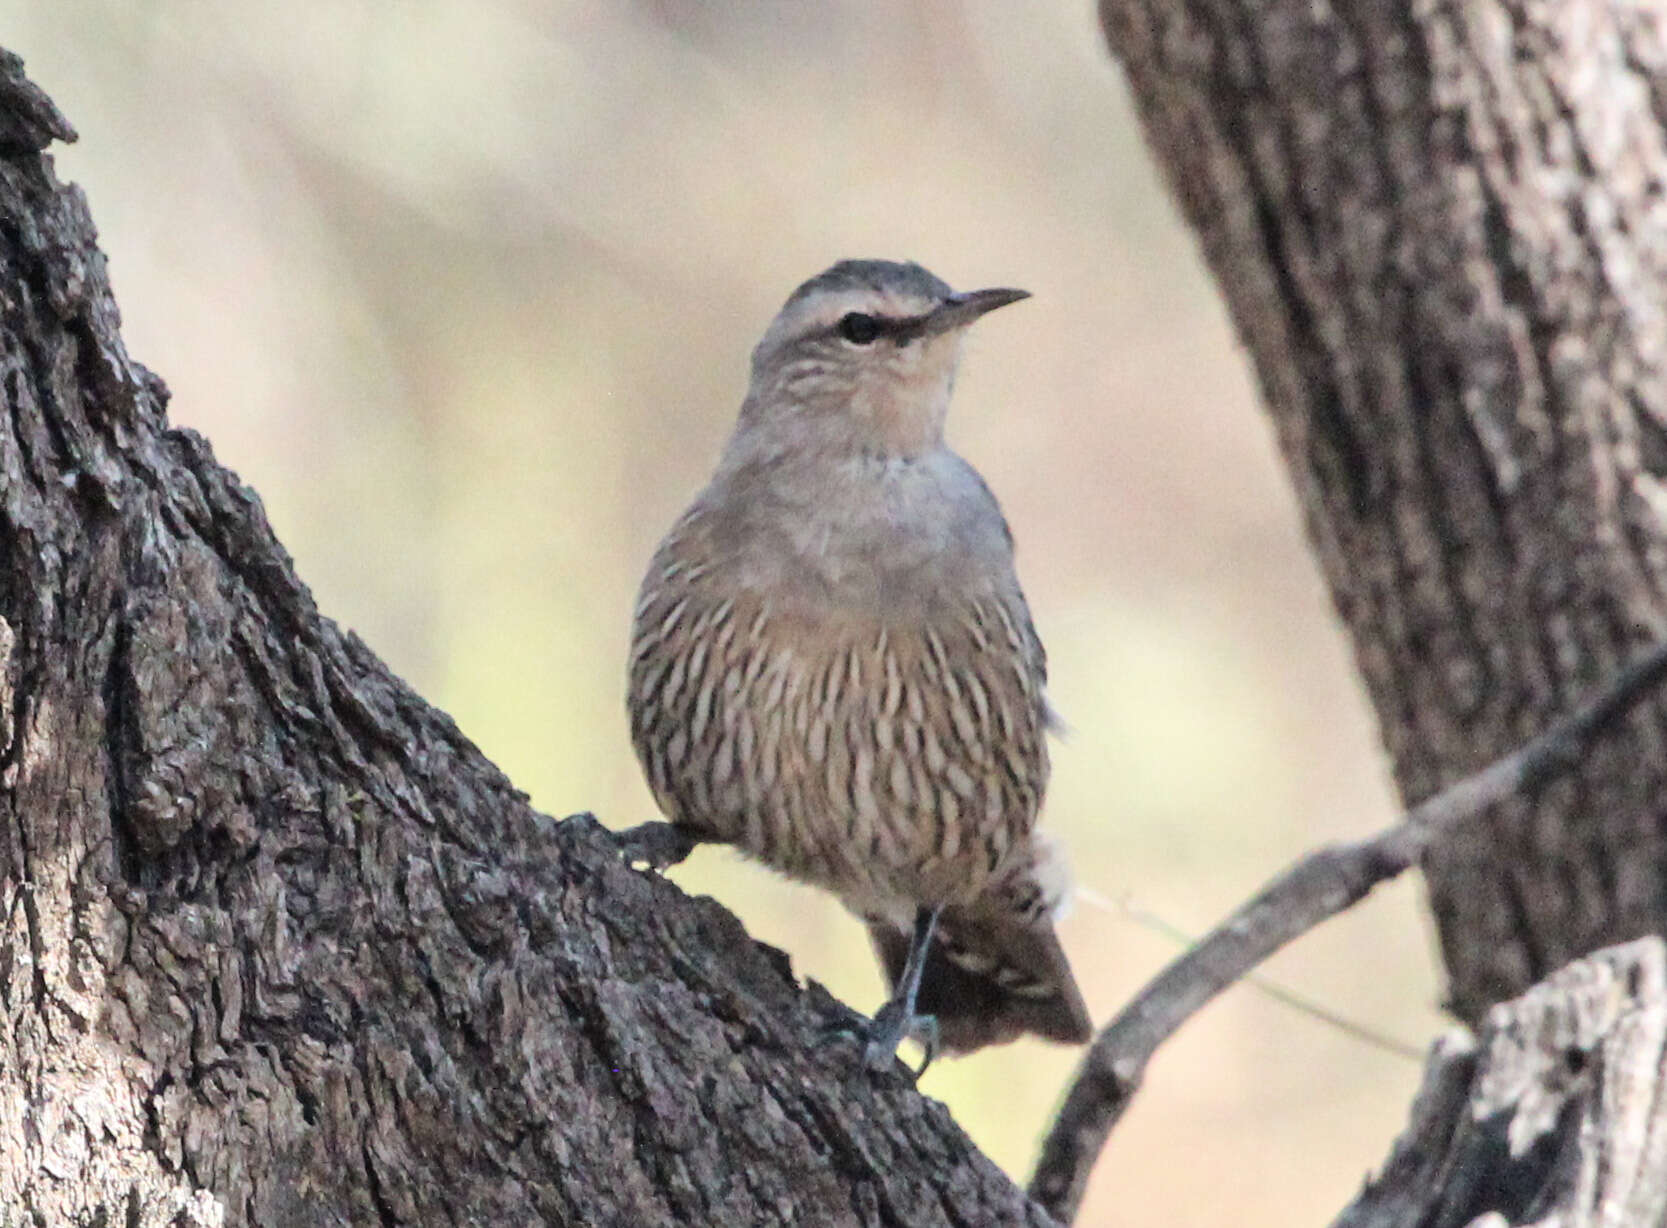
[[1028, 637, 1667, 1224]]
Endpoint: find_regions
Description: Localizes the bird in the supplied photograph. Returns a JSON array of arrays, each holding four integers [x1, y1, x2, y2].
[[618, 258, 1092, 1074]]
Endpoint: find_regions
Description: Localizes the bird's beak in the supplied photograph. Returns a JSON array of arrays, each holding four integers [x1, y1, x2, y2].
[[919, 287, 1031, 336]]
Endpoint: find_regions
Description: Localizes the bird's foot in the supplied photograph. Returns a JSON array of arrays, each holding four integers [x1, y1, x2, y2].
[[613, 822, 702, 872], [820, 1002, 940, 1081], [865, 999, 940, 1078]]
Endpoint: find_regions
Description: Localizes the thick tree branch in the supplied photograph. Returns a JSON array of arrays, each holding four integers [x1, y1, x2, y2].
[[1030, 636, 1667, 1223], [0, 49, 1056, 1227]]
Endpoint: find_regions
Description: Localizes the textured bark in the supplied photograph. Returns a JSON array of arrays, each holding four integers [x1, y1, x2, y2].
[[1099, 0, 1667, 1021], [0, 51, 1054, 1228], [1332, 938, 1667, 1228]]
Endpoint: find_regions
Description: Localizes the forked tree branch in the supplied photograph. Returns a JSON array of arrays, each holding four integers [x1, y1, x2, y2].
[[1028, 637, 1667, 1224]]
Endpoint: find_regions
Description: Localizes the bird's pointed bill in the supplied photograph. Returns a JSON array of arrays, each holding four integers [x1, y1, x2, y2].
[[920, 287, 1031, 336]]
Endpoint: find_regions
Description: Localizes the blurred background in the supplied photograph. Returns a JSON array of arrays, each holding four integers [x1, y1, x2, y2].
[[8, 3, 1448, 1223]]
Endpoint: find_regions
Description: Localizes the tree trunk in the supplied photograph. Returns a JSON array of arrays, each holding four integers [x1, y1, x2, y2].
[[0, 51, 1052, 1228], [1098, 0, 1667, 1021]]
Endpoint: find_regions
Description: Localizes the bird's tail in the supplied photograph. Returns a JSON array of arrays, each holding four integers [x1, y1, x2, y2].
[[866, 912, 1092, 1055]]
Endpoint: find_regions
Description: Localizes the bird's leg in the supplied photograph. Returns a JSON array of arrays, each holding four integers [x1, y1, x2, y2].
[[612, 822, 707, 872], [863, 904, 944, 1077]]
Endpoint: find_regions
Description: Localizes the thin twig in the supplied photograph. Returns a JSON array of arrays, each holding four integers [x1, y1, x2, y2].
[[1079, 887, 1424, 1060], [1028, 637, 1667, 1225]]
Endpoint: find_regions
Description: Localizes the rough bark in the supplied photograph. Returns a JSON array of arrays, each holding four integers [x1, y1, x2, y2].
[[1332, 938, 1667, 1228], [1099, 0, 1667, 1022], [0, 51, 1054, 1228]]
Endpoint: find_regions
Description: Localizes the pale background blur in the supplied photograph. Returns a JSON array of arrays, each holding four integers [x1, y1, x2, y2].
[[8, 3, 1448, 1224]]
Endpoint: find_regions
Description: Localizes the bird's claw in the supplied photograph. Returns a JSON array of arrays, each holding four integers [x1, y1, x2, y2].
[[864, 1000, 940, 1079], [820, 1003, 940, 1081]]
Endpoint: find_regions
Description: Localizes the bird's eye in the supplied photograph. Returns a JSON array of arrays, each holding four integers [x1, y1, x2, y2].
[[837, 312, 882, 345]]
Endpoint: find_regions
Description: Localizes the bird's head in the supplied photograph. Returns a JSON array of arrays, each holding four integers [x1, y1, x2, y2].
[[736, 260, 1028, 461]]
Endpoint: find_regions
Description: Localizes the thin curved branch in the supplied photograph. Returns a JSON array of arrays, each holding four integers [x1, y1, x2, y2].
[[1028, 636, 1667, 1224]]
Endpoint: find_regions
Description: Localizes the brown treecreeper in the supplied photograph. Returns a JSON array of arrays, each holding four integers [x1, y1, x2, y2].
[[619, 259, 1091, 1075]]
